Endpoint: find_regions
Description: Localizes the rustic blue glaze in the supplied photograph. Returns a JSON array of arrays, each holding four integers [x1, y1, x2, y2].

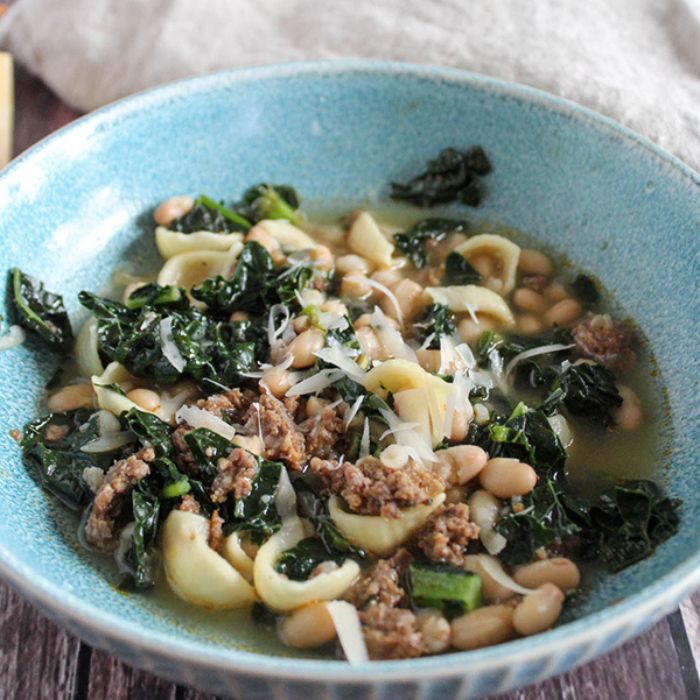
[[0, 62, 698, 699]]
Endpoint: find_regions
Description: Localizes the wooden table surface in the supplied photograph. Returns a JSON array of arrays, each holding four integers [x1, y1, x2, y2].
[[2, 65, 700, 700]]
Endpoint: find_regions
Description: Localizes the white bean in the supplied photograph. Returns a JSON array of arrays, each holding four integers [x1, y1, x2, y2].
[[47, 384, 94, 412], [279, 602, 336, 649], [335, 254, 370, 276], [544, 299, 582, 327], [436, 445, 489, 486], [614, 384, 644, 430], [310, 245, 333, 271], [126, 388, 161, 412], [514, 558, 581, 591], [513, 288, 547, 313], [457, 316, 497, 344], [289, 329, 325, 369], [518, 249, 554, 277], [451, 605, 514, 650], [341, 275, 372, 299], [416, 348, 442, 374], [382, 278, 426, 322], [480, 457, 538, 498], [516, 314, 544, 336], [153, 196, 194, 225], [356, 327, 382, 361], [262, 366, 294, 398], [513, 583, 564, 636]]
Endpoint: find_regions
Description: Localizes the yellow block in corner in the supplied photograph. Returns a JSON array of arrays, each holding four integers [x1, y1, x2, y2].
[[0, 51, 13, 168]]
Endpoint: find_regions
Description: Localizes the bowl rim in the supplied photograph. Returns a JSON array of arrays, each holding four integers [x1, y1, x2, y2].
[[1, 58, 699, 682]]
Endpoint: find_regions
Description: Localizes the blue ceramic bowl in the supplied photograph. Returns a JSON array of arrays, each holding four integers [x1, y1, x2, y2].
[[0, 61, 698, 699]]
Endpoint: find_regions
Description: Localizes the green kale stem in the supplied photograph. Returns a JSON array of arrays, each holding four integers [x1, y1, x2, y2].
[[196, 194, 252, 230]]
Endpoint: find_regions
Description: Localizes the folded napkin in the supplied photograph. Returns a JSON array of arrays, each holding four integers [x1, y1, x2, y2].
[[2, 0, 700, 170]]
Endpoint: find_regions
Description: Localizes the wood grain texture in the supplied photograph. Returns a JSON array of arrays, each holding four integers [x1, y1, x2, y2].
[[0, 582, 81, 699], [0, 61, 698, 700]]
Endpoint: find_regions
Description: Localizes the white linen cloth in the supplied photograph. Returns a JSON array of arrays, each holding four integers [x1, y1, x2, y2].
[[1, 0, 700, 170]]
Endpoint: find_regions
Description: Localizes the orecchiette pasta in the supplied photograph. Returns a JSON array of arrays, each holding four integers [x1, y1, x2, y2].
[[425, 285, 515, 327], [454, 233, 521, 295], [155, 225, 243, 259], [161, 510, 255, 609], [347, 212, 395, 267], [252, 219, 317, 250], [221, 532, 256, 583], [157, 242, 243, 289], [253, 515, 360, 611], [328, 493, 446, 555]]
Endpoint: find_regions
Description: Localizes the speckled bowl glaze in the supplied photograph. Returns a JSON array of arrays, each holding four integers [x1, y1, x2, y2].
[[0, 61, 698, 699]]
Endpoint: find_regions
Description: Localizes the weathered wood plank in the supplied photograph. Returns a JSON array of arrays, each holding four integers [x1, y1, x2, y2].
[[0, 581, 81, 700], [85, 648, 179, 700], [679, 591, 700, 680], [489, 616, 688, 700], [13, 64, 80, 156]]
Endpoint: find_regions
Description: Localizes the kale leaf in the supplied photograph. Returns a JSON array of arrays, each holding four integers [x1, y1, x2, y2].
[[497, 477, 590, 566], [571, 274, 600, 305], [239, 183, 301, 224], [20, 410, 107, 510], [169, 194, 251, 233], [585, 480, 681, 572], [121, 485, 161, 589], [295, 485, 366, 560], [442, 251, 481, 286], [124, 283, 185, 310], [471, 402, 566, 474], [275, 537, 350, 581], [226, 460, 284, 542], [10, 268, 73, 348], [120, 409, 173, 458], [79, 291, 259, 387], [192, 241, 313, 315], [417, 303, 456, 349], [497, 476, 681, 571], [393, 218, 468, 268], [550, 362, 622, 428], [390, 147, 491, 207], [183, 428, 232, 483]]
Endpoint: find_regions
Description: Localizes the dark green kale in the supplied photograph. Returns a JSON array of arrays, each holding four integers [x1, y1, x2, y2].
[[120, 408, 173, 458], [409, 562, 483, 615], [169, 194, 251, 233], [183, 428, 232, 483], [124, 283, 185, 310], [79, 291, 259, 388], [442, 251, 481, 285], [497, 477, 682, 572], [10, 268, 73, 348], [393, 218, 468, 268], [295, 482, 366, 561], [471, 402, 566, 475], [417, 303, 456, 349], [549, 362, 622, 428], [571, 274, 600, 305], [275, 537, 351, 581], [584, 480, 681, 572], [20, 410, 113, 510], [120, 484, 160, 589], [226, 460, 285, 542], [239, 183, 301, 224], [497, 476, 591, 566], [114, 409, 191, 500], [192, 241, 313, 315], [277, 264, 315, 307], [390, 147, 491, 207]]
